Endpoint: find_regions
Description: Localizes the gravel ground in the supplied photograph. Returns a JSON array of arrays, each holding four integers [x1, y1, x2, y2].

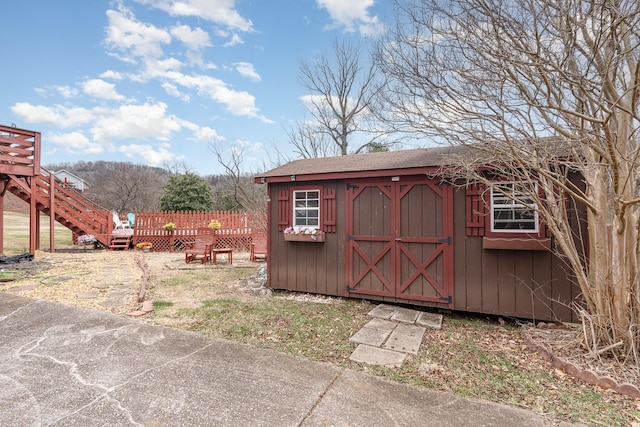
[[0, 248, 255, 316]]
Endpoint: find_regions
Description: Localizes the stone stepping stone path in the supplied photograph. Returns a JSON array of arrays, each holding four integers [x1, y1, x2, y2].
[[348, 304, 444, 368]]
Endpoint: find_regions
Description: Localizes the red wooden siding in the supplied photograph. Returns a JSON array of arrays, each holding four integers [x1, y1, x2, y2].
[[267, 177, 581, 322], [453, 187, 579, 322], [268, 181, 343, 296]]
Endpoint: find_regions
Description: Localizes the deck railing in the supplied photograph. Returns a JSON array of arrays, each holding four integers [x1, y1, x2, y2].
[[0, 125, 40, 177], [132, 210, 262, 251]]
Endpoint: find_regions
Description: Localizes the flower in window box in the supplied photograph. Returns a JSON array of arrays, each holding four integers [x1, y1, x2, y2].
[[208, 219, 221, 230], [162, 222, 176, 231], [284, 226, 324, 241]]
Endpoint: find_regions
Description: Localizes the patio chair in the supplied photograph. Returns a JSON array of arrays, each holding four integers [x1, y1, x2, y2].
[[250, 233, 267, 262], [185, 232, 212, 264], [127, 212, 135, 228], [113, 212, 131, 229]]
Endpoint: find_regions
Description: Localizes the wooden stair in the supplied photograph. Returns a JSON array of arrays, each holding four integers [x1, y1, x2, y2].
[[109, 235, 132, 250], [0, 124, 114, 251], [4, 171, 114, 247]]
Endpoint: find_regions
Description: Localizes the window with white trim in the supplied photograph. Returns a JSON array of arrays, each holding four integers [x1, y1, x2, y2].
[[293, 190, 320, 228], [490, 183, 538, 232]]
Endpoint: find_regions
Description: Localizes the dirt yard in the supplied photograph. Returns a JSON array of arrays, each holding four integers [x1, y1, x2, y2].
[[0, 248, 263, 317]]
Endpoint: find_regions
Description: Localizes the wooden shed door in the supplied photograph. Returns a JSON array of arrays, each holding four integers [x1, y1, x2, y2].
[[345, 179, 454, 307]]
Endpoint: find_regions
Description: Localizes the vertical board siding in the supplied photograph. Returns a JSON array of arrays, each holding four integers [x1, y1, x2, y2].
[[453, 188, 580, 322], [269, 181, 344, 297], [268, 178, 580, 322]]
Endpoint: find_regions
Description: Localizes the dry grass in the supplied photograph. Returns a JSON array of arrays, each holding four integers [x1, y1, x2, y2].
[[2, 211, 74, 255]]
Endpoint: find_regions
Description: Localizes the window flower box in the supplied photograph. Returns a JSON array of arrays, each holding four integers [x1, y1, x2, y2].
[[283, 226, 325, 242]]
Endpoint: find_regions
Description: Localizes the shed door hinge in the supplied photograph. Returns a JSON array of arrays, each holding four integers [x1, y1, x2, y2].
[[439, 295, 452, 303], [438, 236, 452, 245]]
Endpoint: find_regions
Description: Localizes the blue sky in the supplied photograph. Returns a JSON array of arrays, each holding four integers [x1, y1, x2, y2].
[[0, 0, 393, 175]]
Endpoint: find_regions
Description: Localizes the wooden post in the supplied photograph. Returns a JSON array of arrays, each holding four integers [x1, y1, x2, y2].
[[29, 177, 37, 254], [49, 173, 56, 252], [0, 184, 4, 254]]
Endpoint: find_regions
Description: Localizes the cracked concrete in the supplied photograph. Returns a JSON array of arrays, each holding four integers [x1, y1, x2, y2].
[[1, 293, 571, 426]]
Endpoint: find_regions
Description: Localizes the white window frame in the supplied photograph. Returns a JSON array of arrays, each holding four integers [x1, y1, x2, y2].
[[490, 182, 539, 233], [293, 189, 320, 229]]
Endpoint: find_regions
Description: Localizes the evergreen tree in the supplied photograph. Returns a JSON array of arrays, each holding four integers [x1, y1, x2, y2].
[[160, 173, 213, 211]]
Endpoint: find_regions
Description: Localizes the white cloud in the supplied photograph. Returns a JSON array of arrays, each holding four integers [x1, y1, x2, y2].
[[162, 82, 191, 102], [11, 103, 93, 127], [162, 70, 271, 121], [33, 85, 78, 99], [99, 70, 125, 80], [49, 131, 104, 154], [142, 57, 184, 79], [234, 62, 261, 81], [134, 0, 253, 32], [90, 102, 182, 143], [82, 79, 126, 101], [170, 24, 210, 51], [54, 85, 79, 98], [105, 7, 171, 61], [316, 0, 384, 35], [118, 143, 178, 165], [223, 33, 244, 47], [195, 126, 225, 142]]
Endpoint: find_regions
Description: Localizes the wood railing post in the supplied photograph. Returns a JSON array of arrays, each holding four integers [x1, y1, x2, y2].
[[49, 172, 56, 252]]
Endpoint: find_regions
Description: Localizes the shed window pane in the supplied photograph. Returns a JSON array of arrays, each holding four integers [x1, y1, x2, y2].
[[490, 183, 538, 232], [293, 190, 320, 228]]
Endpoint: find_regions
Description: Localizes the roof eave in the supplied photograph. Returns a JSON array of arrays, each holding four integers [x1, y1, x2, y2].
[[255, 166, 444, 184]]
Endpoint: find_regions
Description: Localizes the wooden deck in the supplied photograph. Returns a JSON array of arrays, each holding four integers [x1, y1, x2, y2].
[[0, 124, 262, 254]]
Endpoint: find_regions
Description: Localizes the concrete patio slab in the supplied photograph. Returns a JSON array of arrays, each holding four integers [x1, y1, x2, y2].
[[383, 323, 427, 355], [366, 304, 397, 319], [349, 344, 407, 368], [349, 323, 393, 347], [417, 311, 444, 330], [390, 307, 420, 323]]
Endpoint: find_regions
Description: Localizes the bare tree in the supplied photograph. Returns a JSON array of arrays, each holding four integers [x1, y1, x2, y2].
[[210, 143, 268, 232], [376, 0, 640, 362], [299, 39, 384, 156], [286, 119, 340, 159], [80, 162, 167, 212]]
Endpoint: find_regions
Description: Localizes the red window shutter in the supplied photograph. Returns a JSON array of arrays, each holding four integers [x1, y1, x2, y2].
[[466, 183, 486, 236], [277, 190, 290, 231], [322, 187, 336, 233]]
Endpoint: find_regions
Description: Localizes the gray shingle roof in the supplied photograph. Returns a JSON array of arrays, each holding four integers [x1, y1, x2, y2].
[[256, 145, 468, 181]]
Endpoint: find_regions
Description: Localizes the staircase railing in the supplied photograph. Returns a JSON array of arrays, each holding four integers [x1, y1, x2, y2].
[[6, 169, 113, 246]]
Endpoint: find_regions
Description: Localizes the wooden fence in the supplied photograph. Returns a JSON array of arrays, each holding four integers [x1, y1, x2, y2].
[[131, 210, 260, 252]]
